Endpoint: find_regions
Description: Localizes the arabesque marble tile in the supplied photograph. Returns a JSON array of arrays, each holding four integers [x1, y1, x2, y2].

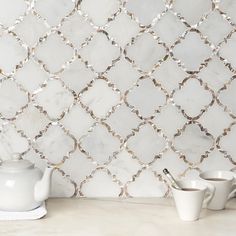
[[0, 0, 235, 197]]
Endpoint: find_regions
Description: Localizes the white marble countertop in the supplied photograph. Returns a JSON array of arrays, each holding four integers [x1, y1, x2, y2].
[[0, 198, 235, 236]]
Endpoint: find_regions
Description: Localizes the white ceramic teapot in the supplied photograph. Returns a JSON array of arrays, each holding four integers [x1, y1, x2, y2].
[[0, 157, 54, 212]]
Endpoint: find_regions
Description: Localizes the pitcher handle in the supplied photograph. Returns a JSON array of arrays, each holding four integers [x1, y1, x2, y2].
[[228, 171, 236, 200], [203, 182, 215, 208], [231, 167, 236, 172]]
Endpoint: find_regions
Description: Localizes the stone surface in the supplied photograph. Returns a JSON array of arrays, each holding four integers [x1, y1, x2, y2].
[[0, 0, 235, 197], [0, 198, 236, 235]]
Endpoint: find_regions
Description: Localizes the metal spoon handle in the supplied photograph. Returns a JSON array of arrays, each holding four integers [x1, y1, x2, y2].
[[163, 168, 182, 190]]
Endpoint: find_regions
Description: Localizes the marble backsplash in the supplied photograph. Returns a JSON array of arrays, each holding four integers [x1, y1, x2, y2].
[[0, 0, 236, 197]]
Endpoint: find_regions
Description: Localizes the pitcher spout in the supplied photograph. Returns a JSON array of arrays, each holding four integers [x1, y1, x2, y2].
[[34, 167, 54, 202]]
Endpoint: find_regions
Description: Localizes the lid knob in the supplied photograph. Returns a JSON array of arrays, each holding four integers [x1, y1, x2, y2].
[[12, 153, 21, 160]]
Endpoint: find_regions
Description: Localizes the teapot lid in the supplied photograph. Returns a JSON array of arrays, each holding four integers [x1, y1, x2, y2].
[[0, 159, 34, 171]]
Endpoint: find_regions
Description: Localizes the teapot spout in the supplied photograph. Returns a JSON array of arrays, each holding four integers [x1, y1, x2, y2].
[[34, 167, 54, 202]]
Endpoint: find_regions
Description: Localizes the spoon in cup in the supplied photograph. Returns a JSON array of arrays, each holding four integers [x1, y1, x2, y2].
[[163, 168, 182, 190]]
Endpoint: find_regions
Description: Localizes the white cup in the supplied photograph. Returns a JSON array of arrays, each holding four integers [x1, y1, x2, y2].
[[171, 180, 215, 221], [199, 170, 236, 210]]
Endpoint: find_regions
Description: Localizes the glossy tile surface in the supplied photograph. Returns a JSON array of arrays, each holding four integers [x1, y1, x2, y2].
[[0, 0, 235, 197]]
